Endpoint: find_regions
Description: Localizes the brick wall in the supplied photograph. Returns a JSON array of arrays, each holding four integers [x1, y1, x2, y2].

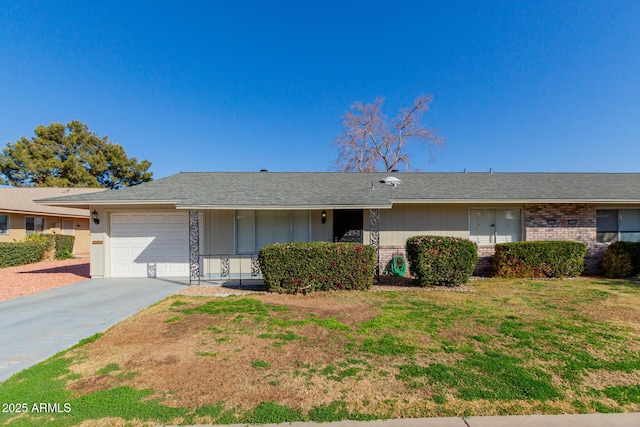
[[524, 203, 604, 274], [475, 245, 496, 276], [524, 203, 596, 241], [379, 246, 407, 276]]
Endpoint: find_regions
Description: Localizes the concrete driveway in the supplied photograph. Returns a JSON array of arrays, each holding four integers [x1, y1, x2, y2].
[[0, 278, 185, 382]]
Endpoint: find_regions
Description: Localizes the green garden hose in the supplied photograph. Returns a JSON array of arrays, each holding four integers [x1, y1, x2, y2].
[[390, 255, 407, 277]]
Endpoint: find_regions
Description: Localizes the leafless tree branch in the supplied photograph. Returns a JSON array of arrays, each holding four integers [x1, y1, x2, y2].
[[333, 95, 444, 172]]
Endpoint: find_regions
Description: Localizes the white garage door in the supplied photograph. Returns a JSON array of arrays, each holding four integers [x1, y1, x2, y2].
[[110, 212, 189, 277]]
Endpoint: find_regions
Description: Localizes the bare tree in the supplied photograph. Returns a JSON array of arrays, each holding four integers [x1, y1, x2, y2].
[[333, 95, 444, 172]]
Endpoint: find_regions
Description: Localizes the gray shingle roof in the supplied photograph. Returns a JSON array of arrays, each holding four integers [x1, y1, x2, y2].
[[37, 172, 640, 209]]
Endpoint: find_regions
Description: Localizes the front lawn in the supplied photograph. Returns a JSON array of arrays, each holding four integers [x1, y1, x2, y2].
[[1, 278, 640, 426]]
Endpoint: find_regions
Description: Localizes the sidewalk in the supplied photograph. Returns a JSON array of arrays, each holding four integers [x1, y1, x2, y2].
[[167, 412, 640, 427]]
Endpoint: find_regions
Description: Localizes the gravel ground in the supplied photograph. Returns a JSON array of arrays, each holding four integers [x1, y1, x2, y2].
[[0, 258, 90, 301]]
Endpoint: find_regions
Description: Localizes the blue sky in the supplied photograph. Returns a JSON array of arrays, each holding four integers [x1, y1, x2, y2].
[[1, 1, 638, 179]]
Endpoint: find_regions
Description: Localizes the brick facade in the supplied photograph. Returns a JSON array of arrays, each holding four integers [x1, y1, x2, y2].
[[379, 203, 608, 277], [474, 245, 496, 276], [379, 246, 407, 276], [524, 203, 603, 274], [524, 203, 596, 241]]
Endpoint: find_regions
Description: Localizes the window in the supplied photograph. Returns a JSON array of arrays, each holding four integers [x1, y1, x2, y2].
[[469, 209, 521, 244], [236, 210, 310, 254], [25, 217, 44, 234], [62, 219, 75, 235], [0, 215, 8, 234], [597, 209, 640, 243]]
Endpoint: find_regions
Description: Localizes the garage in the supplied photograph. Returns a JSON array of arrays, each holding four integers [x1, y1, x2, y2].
[[110, 212, 189, 277]]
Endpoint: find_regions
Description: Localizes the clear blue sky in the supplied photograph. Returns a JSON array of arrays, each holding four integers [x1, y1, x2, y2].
[[1, 1, 638, 179]]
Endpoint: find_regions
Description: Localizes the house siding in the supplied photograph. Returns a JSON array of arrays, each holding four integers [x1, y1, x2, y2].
[[0, 212, 90, 255], [377, 204, 469, 246], [87, 202, 629, 279], [375, 203, 613, 277]]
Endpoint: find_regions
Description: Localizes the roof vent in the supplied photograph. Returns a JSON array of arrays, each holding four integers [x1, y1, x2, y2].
[[260, 169, 268, 172], [380, 176, 402, 187]]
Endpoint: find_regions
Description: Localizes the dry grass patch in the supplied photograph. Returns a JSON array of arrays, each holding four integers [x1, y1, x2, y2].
[[3, 278, 640, 426], [66, 293, 381, 410]]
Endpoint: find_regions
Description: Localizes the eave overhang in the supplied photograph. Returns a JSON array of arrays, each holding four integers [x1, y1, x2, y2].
[[175, 203, 393, 210], [0, 208, 89, 219], [390, 199, 640, 204]]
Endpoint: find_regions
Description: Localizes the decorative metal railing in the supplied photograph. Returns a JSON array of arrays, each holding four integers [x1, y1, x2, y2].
[[191, 254, 262, 285]]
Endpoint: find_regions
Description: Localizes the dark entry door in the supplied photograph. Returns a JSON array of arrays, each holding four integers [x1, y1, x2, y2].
[[333, 209, 363, 243]]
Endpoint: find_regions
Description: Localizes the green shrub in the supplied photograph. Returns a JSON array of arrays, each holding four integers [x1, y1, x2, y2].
[[601, 242, 640, 278], [53, 235, 75, 259], [0, 241, 48, 268], [24, 234, 75, 259], [405, 236, 478, 286], [258, 242, 376, 294], [492, 241, 587, 278]]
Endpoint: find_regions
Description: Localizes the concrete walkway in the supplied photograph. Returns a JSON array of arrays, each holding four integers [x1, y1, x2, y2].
[[169, 412, 640, 427], [0, 278, 185, 382]]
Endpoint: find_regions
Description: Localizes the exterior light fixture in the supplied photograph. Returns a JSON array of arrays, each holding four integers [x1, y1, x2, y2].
[[92, 210, 100, 225], [321, 210, 327, 224], [547, 219, 556, 226]]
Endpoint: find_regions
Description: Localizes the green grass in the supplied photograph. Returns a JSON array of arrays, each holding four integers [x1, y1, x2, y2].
[[195, 351, 218, 357], [2, 278, 639, 425], [251, 359, 271, 369], [95, 363, 121, 376]]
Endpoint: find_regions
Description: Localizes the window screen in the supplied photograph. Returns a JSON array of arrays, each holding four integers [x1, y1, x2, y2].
[[597, 209, 640, 243], [236, 211, 255, 254], [236, 210, 311, 254], [25, 217, 44, 234], [0, 215, 8, 234]]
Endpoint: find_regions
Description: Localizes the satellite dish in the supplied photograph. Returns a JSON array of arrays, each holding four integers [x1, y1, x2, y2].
[[380, 176, 402, 187]]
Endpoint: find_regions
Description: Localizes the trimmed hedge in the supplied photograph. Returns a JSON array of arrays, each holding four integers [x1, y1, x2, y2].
[[406, 236, 478, 286], [492, 241, 587, 278], [24, 234, 75, 259], [0, 241, 48, 268], [258, 241, 376, 294], [52, 234, 75, 259], [601, 242, 640, 278]]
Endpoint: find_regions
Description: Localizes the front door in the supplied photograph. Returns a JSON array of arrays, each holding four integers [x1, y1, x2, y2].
[[333, 209, 363, 243]]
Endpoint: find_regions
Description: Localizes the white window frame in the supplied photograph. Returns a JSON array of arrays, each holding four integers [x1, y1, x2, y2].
[[468, 208, 523, 244], [25, 217, 45, 235], [0, 214, 9, 235], [596, 208, 640, 243], [235, 210, 312, 254]]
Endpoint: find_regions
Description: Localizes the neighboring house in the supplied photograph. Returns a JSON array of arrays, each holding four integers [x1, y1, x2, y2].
[[1, 187, 106, 255], [38, 172, 640, 279]]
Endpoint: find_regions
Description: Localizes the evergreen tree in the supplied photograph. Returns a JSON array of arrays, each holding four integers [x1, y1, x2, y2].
[[0, 121, 153, 188]]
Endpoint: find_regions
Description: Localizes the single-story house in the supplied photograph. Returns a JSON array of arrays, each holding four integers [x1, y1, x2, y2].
[[38, 172, 640, 280], [1, 187, 105, 255]]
